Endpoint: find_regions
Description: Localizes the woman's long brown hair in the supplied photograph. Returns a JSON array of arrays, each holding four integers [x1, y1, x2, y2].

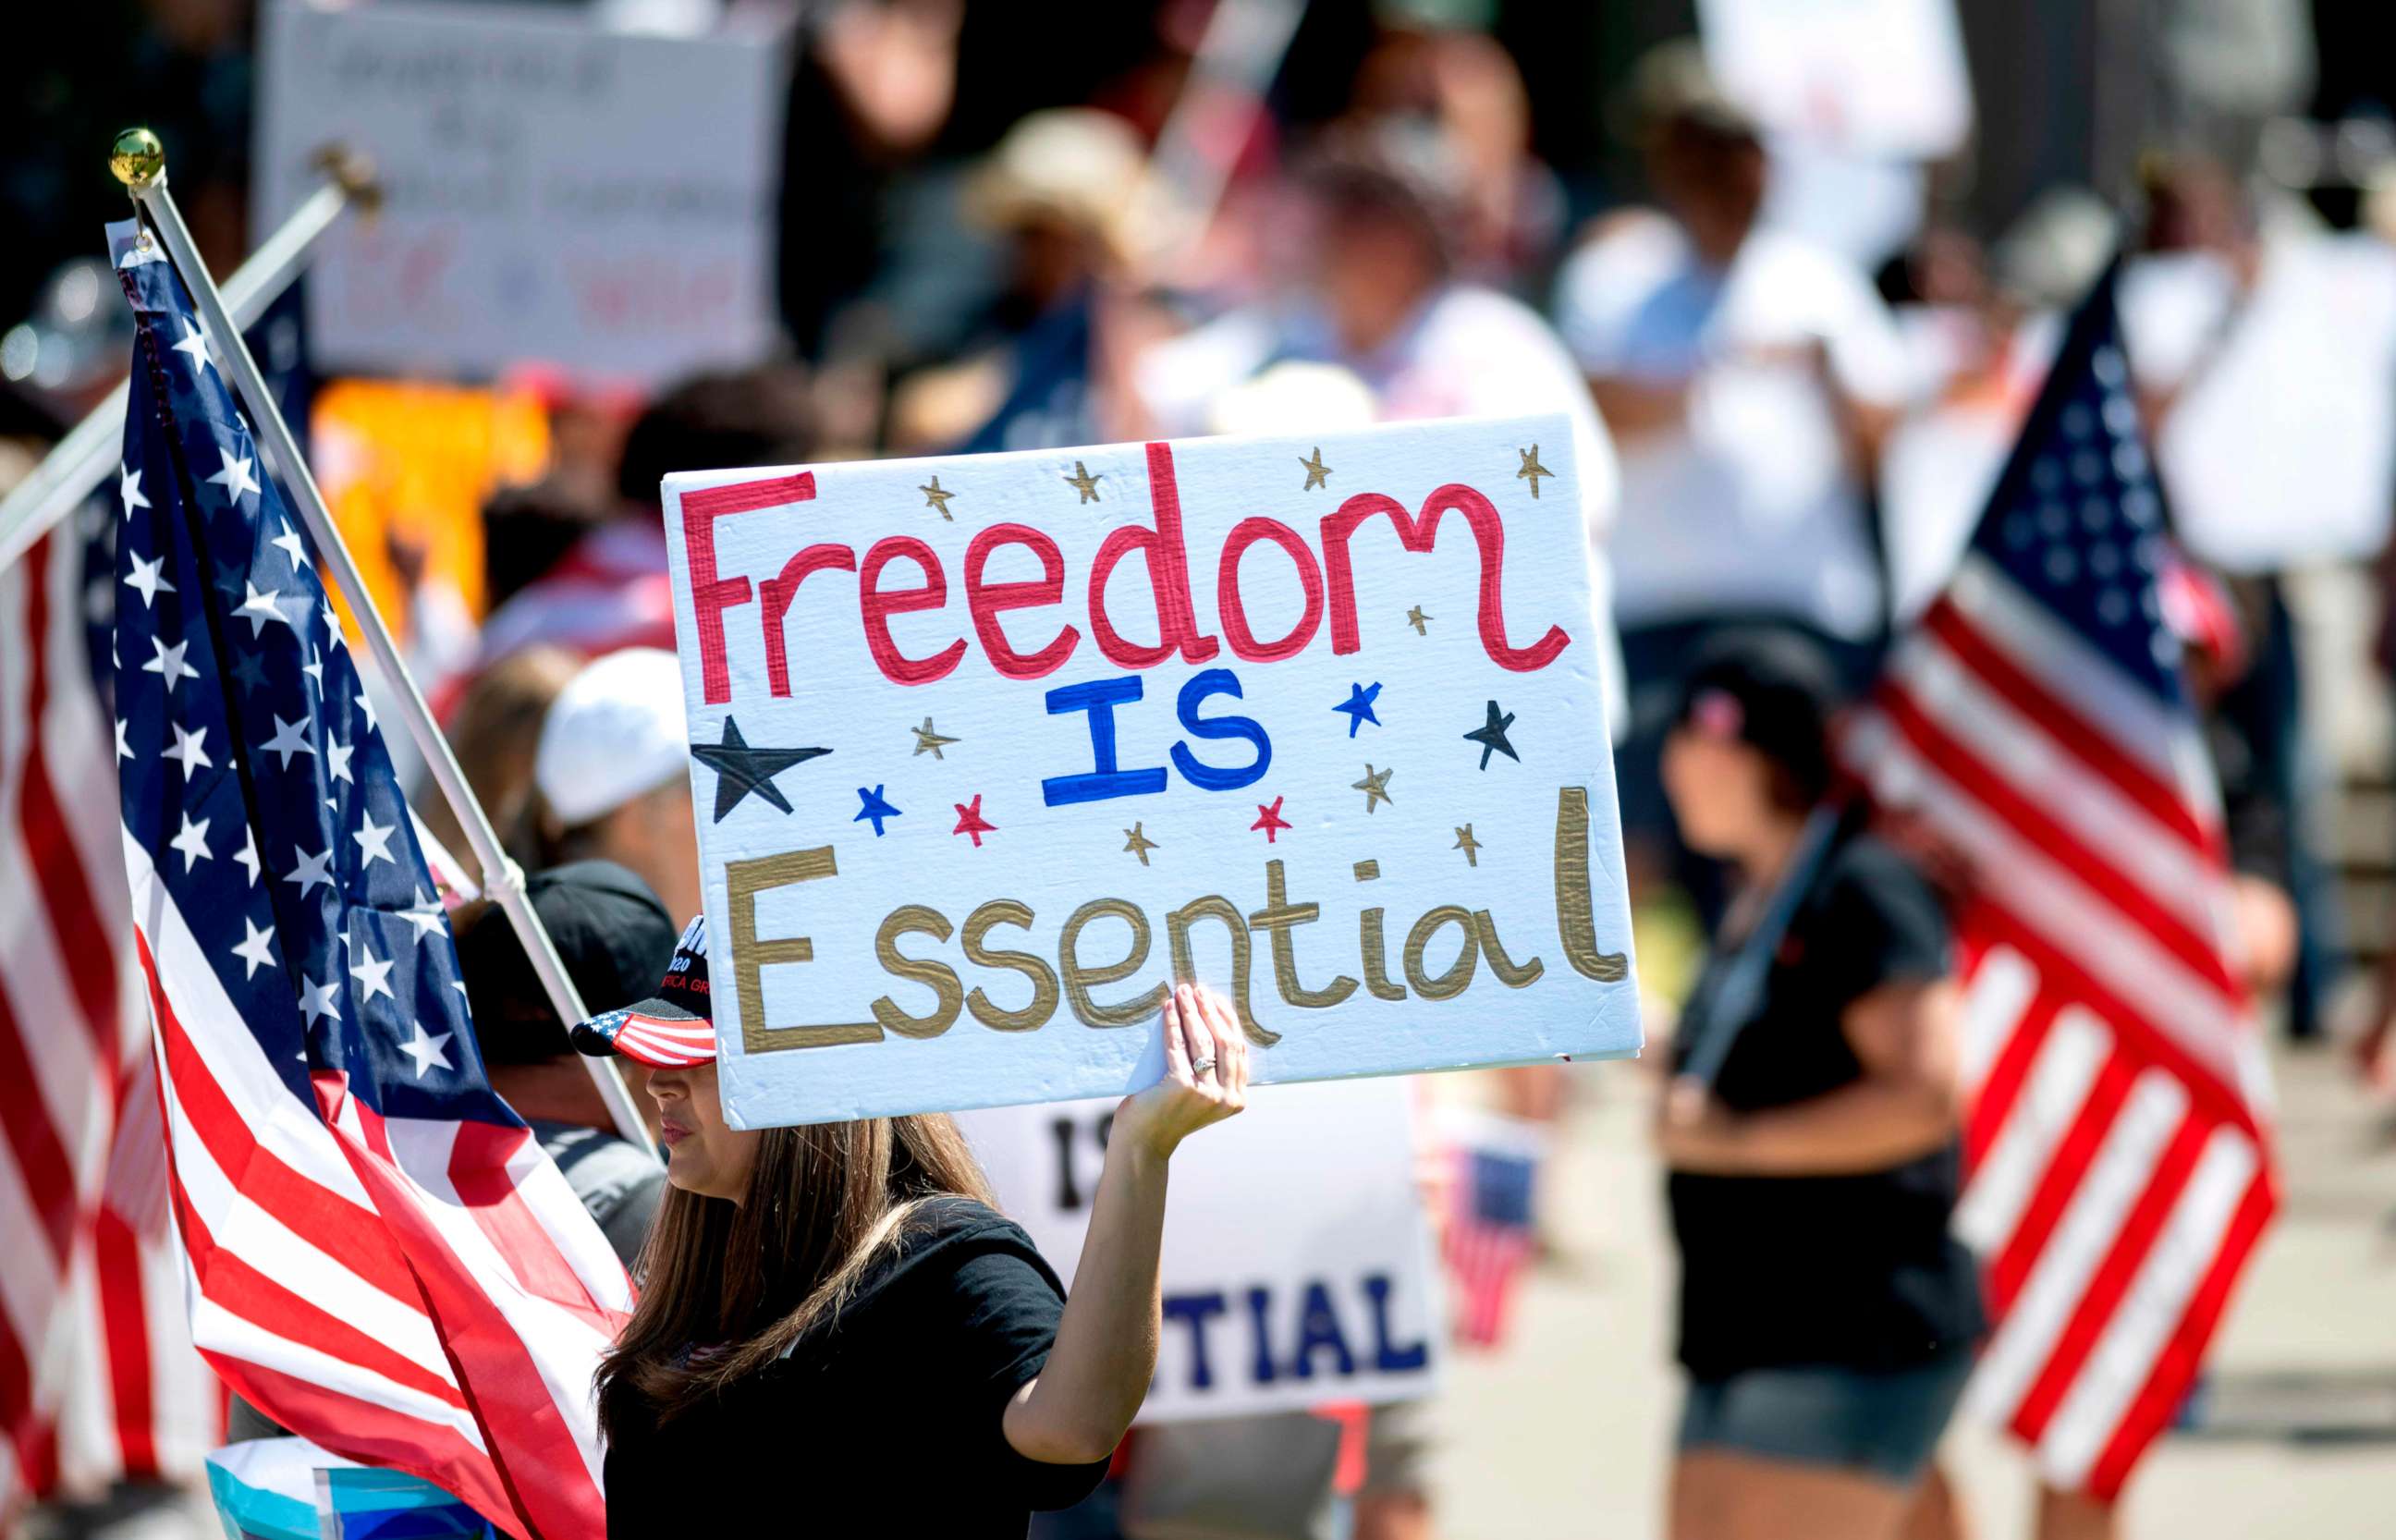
[[597, 1113, 995, 1433]]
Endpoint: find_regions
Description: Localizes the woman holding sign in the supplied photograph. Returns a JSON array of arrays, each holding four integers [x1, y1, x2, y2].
[[575, 918, 1251, 1536], [1651, 635, 1983, 1540]]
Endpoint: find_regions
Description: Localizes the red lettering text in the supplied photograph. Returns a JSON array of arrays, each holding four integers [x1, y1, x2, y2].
[[1319, 486, 1569, 673], [759, 544, 857, 697], [966, 523, 1081, 679], [1216, 518, 1325, 663], [681, 472, 813, 703], [860, 537, 965, 685]]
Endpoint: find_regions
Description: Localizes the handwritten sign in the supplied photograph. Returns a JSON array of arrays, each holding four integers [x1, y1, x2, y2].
[[956, 1080, 1439, 1421], [1698, 0, 1973, 159], [253, 0, 787, 385], [661, 415, 1642, 1128]]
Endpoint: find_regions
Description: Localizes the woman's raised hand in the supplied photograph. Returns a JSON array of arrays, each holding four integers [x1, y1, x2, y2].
[[1114, 983, 1252, 1160]]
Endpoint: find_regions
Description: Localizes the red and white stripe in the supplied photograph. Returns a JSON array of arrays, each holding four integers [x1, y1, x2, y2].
[[472, 524, 676, 671], [2, 532, 216, 1511], [126, 833, 630, 1540], [1850, 552, 2277, 1497], [1442, 1217, 1535, 1350], [608, 1014, 718, 1069]]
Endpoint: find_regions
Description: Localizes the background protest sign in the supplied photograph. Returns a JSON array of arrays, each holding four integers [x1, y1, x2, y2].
[[1698, 0, 1973, 159], [660, 414, 1642, 1129], [253, 0, 787, 385], [955, 1080, 1439, 1421]]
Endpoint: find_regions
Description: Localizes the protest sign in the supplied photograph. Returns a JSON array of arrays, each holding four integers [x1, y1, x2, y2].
[[1698, 0, 1973, 160], [2125, 238, 2396, 572], [253, 0, 787, 385], [660, 414, 1642, 1129], [956, 1080, 1439, 1421]]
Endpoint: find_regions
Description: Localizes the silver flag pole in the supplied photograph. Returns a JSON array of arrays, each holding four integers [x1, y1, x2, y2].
[[108, 129, 655, 1157], [0, 150, 375, 572]]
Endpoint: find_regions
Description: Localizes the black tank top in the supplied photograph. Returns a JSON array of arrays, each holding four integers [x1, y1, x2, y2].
[[1668, 834, 1986, 1376]]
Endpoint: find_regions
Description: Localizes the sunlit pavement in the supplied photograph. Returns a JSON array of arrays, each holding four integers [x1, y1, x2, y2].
[[1427, 1043, 2396, 1539]]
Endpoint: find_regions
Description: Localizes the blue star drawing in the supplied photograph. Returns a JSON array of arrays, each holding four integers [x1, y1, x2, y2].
[[854, 784, 902, 837], [1332, 681, 1383, 739]]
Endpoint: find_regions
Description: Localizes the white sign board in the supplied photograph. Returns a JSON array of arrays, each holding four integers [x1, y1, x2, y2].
[[957, 1080, 1439, 1421], [1698, 0, 1973, 159], [2124, 239, 2396, 572], [254, 0, 787, 385], [659, 415, 1641, 1129]]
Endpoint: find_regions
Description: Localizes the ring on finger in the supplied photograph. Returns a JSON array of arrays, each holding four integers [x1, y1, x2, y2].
[[1191, 1055, 1217, 1076]]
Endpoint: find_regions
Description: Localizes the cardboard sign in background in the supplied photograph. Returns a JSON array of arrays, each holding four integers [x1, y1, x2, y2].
[[254, 0, 787, 385], [662, 415, 1641, 1129], [956, 1081, 1440, 1421]]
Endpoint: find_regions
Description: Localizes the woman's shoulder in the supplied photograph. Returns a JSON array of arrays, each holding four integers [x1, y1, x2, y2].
[[862, 1196, 1062, 1304], [1808, 832, 1952, 974], [1822, 832, 1940, 904]]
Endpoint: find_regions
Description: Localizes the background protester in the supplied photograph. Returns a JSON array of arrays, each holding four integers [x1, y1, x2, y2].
[[582, 920, 1253, 1537], [532, 648, 705, 929], [451, 861, 679, 1263], [413, 642, 581, 870], [1555, 42, 1907, 898], [1137, 118, 1626, 737], [463, 364, 820, 687], [1654, 634, 1981, 1540]]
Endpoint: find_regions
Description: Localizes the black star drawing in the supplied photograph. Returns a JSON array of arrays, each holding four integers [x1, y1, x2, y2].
[[690, 716, 831, 823], [1463, 699, 1519, 771]]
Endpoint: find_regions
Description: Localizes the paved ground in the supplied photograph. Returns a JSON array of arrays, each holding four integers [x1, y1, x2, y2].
[[1426, 1044, 2396, 1538]]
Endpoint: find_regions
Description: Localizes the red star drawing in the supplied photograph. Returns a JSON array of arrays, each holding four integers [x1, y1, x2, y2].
[[1251, 795, 1290, 843], [952, 793, 996, 847]]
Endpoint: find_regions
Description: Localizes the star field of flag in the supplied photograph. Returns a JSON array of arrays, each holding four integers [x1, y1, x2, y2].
[[107, 220, 506, 1126], [1973, 285, 2184, 707]]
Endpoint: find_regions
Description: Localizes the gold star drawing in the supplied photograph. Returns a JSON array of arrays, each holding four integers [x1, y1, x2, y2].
[[1064, 460, 1104, 504], [1406, 605, 1432, 636], [1123, 822, 1159, 865], [911, 718, 960, 758], [1517, 445, 1552, 498], [1352, 764, 1395, 814], [1453, 825, 1482, 866], [920, 475, 957, 519], [1300, 446, 1332, 491]]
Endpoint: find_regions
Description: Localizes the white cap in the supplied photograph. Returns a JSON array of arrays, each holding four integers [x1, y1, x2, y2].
[[534, 648, 689, 828]]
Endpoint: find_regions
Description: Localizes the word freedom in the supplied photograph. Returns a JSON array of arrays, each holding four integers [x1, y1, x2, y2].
[[676, 442, 1573, 703], [720, 788, 1628, 1056]]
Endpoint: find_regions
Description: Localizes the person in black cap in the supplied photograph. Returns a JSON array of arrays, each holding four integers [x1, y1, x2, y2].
[[577, 920, 1252, 1538], [452, 860, 678, 1265], [1651, 631, 1983, 1540]]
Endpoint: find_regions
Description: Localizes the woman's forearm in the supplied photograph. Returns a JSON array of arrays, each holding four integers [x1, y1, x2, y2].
[[1672, 1077, 1959, 1176], [1003, 1138, 1168, 1464]]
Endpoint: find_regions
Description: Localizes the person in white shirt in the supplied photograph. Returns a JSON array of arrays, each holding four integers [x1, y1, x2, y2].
[[1138, 121, 1628, 739], [1550, 40, 1906, 891]]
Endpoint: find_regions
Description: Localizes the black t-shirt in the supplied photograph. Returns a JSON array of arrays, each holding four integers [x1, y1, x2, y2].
[[1669, 834, 1986, 1378], [603, 1198, 1107, 1537]]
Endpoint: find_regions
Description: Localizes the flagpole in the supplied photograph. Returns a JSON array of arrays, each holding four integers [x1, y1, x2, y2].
[[0, 151, 376, 573], [108, 129, 656, 1158]]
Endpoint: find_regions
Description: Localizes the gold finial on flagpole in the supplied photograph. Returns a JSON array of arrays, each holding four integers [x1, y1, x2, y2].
[[309, 142, 384, 217], [110, 127, 165, 189]]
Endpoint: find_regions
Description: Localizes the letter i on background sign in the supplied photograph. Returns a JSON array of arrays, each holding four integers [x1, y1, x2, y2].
[[658, 414, 1641, 1130]]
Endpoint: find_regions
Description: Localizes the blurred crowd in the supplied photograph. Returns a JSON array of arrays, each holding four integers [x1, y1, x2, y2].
[[11, 2, 2396, 1538]]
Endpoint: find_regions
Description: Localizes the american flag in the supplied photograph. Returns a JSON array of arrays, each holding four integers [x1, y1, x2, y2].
[[3, 512, 220, 1509], [1847, 259, 2277, 1497], [105, 219, 628, 1538], [1437, 1109, 1542, 1350]]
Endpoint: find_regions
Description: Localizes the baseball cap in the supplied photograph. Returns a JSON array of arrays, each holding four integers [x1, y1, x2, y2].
[[1669, 630, 1841, 804], [571, 914, 718, 1069], [534, 648, 689, 828], [453, 861, 678, 1066], [1629, 38, 1761, 145]]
